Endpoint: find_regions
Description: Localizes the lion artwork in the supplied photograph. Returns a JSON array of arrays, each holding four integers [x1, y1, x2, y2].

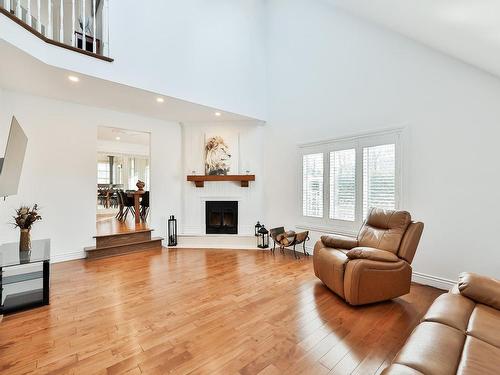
[[205, 136, 232, 175]]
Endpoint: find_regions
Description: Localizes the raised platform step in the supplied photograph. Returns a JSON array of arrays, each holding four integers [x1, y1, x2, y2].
[[93, 229, 154, 248], [85, 237, 164, 260]]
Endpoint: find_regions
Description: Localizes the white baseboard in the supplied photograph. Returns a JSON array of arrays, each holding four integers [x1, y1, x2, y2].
[[412, 272, 455, 290], [51, 251, 86, 263]]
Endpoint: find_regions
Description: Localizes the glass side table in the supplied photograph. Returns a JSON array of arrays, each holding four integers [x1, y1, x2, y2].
[[0, 239, 50, 314]]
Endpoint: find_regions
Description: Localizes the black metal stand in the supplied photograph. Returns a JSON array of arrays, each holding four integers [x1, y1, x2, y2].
[[43, 260, 50, 305], [273, 236, 310, 259], [0, 261, 50, 315]]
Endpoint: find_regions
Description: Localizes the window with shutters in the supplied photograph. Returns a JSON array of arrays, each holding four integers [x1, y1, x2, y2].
[[302, 153, 324, 218], [363, 144, 396, 218], [330, 149, 356, 221], [299, 129, 402, 234]]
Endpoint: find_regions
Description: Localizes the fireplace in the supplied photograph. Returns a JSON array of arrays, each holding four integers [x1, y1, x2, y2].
[[205, 201, 238, 234]]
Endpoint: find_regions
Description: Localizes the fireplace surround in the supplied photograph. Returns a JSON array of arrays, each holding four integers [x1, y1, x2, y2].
[[205, 201, 238, 234]]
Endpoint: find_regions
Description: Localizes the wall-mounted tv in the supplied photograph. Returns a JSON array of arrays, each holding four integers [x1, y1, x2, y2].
[[0, 116, 28, 198]]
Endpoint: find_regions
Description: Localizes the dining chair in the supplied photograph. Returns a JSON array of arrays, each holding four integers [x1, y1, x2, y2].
[[140, 191, 150, 221]]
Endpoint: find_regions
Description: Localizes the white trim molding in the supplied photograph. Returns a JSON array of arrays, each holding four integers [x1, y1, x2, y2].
[[296, 224, 358, 237], [297, 126, 407, 149], [412, 272, 456, 291], [52, 251, 86, 263]]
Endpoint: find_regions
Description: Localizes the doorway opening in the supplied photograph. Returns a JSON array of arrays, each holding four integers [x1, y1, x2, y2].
[[96, 126, 151, 235]]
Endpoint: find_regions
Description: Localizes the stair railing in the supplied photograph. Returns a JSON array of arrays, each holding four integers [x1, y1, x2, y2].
[[1, 0, 110, 58]]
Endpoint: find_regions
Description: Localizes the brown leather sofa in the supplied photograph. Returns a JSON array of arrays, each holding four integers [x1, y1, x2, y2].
[[383, 272, 500, 374], [313, 208, 423, 305]]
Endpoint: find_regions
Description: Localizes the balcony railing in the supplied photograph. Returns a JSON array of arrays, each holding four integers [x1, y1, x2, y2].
[[1, 0, 110, 60]]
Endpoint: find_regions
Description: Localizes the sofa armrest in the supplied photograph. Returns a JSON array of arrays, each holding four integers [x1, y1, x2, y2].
[[346, 247, 400, 262], [458, 272, 500, 310], [321, 235, 358, 250]]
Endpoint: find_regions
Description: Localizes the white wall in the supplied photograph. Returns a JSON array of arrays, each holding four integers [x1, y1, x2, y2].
[[0, 90, 181, 262], [264, 0, 500, 283], [0, 0, 267, 120], [181, 122, 264, 235]]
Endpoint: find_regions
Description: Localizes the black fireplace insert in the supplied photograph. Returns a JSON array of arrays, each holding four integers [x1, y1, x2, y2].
[[205, 201, 238, 234]]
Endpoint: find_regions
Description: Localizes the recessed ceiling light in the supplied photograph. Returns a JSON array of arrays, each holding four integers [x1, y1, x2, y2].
[[214, 112, 222, 117], [115, 136, 121, 141], [156, 97, 164, 103], [68, 75, 79, 82]]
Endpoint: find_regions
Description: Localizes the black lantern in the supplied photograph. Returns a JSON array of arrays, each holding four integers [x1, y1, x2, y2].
[[257, 225, 269, 249], [254, 221, 262, 237], [168, 215, 177, 246]]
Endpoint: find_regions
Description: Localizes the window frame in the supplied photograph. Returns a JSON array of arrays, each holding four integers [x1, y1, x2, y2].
[[97, 162, 110, 184], [297, 128, 404, 236], [302, 152, 325, 218]]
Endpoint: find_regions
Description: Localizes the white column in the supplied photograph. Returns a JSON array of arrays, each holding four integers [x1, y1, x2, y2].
[[3, 0, 10, 12], [27, 0, 32, 26], [59, 0, 64, 42], [71, 0, 75, 46], [16, 0, 21, 18], [92, 0, 96, 53], [37, 0, 41, 32], [81, 0, 86, 50], [47, 0, 53, 38], [102, 0, 109, 56]]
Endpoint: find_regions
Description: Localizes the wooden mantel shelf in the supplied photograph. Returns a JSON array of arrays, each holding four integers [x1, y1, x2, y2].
[[187, 175, 255, 188]]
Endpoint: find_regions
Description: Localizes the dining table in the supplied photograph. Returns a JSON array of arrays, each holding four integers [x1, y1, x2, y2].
[[126, 190, 145, 224]]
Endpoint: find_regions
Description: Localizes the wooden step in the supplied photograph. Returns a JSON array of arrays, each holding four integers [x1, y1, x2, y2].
[[94, 229, 153, 248], [85, 237, 164, 260]]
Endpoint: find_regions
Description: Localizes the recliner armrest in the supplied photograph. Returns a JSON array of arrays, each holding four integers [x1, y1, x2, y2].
[[346, 247, 400, 262], [458, 272, 500, 310], [321, 235, 358, 250]]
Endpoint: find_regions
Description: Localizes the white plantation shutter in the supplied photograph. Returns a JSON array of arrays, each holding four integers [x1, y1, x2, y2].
[[330, 149, 356, 221], [363, 144, 396, 218], [303, 153, 324, 217]]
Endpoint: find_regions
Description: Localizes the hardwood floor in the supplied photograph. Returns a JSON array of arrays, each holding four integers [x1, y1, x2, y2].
[[96, 217, 150, 236], [0, 249, 444, 375]]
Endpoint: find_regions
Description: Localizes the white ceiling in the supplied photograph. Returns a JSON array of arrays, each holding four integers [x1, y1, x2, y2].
[[0, 40, 259, 124], [330, 0, 500, 78]]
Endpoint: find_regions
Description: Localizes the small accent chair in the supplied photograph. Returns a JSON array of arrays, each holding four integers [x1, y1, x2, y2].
[[270, 227, 310, 259], [313, 208, 424, 305]]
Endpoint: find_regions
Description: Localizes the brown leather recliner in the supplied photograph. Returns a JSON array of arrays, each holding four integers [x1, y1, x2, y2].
[[313, 208, 424, 305]]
